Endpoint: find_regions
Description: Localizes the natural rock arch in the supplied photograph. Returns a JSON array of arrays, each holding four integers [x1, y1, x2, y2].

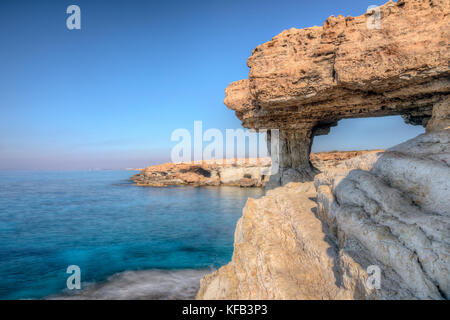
[[311, 115, 425, 154], [224, 0, 449, 188], [198, 0, 450, 301]]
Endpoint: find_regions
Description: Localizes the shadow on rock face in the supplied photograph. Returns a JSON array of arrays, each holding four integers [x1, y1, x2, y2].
[[179, 166, 211, 178], [315, 131, 450, 299]]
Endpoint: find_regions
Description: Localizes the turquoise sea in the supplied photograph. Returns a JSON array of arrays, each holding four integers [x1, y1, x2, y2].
[[0, 170, 264, 299]]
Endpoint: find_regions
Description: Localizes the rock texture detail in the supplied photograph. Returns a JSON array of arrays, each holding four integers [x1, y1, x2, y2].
[[314, 133, 450, 299], [225, 0, 450, 187]]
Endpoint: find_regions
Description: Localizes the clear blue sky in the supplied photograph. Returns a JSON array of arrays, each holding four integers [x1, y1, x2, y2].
[[0, 0, 423, 170]]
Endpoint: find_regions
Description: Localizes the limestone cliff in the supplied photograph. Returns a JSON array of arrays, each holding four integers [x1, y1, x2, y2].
[[224, 0, 449, 188], [197, 0, 450, 300]]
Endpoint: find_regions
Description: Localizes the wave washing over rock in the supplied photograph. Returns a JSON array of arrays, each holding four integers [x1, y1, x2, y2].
[[197, 0, 450, 300], [50, 269, 211, 300]]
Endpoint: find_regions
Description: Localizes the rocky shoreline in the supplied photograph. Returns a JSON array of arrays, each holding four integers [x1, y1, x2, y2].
[[131, 151, 381, 187]]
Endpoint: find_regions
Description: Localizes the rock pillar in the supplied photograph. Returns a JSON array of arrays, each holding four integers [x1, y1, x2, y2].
[[266, 128, 318, 189]]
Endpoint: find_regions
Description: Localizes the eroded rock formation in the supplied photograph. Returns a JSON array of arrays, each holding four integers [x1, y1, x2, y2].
[[131, 159, 271, 187], [131, 151, 379, 187], [197, 0, 450, 300], [198, 132, 450, 299], [224, 0, 450, 187], [315, 132, 450, 299]]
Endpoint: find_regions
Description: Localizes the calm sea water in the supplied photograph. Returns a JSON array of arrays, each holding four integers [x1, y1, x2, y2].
[[0, 170, 264, 299]]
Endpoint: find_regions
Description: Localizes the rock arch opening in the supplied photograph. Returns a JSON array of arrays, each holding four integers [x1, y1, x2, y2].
[[221, 0, 449, 189], [309, 115, 426, 172], [263, 109, 436, 189], [312, 116, 424, 150]]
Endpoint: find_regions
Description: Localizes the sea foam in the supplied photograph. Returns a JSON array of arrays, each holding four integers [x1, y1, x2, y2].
[[49, 268, 212, 300]]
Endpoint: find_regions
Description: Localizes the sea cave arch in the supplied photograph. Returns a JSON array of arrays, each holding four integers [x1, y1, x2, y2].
[[306, 115, 426, 175], [311, 115, 425, 154], [262, 100, 446, 190]]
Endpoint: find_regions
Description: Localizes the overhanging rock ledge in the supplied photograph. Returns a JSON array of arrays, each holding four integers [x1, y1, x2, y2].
[[224, 0, 450, 188]]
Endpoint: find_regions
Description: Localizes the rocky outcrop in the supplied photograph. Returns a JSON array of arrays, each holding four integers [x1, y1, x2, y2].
[[131, 159, 271, 187], [314, 132, 450, 299], [197, 132, 450, 299], [197, 0, 450, 300], [225, 0, 450, 187], [310, 150, 384, 171], [197, 181, 359, 300], [131, 151, 379, 187]]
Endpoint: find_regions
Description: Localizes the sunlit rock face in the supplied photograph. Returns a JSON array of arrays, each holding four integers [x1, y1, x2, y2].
[[197, 0, 450, 300], [198, 132, 450, 300], [224, 0, 450, 187]]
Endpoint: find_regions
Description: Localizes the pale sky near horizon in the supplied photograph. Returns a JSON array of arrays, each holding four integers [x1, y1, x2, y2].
[[0, 0, 424, 170]]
